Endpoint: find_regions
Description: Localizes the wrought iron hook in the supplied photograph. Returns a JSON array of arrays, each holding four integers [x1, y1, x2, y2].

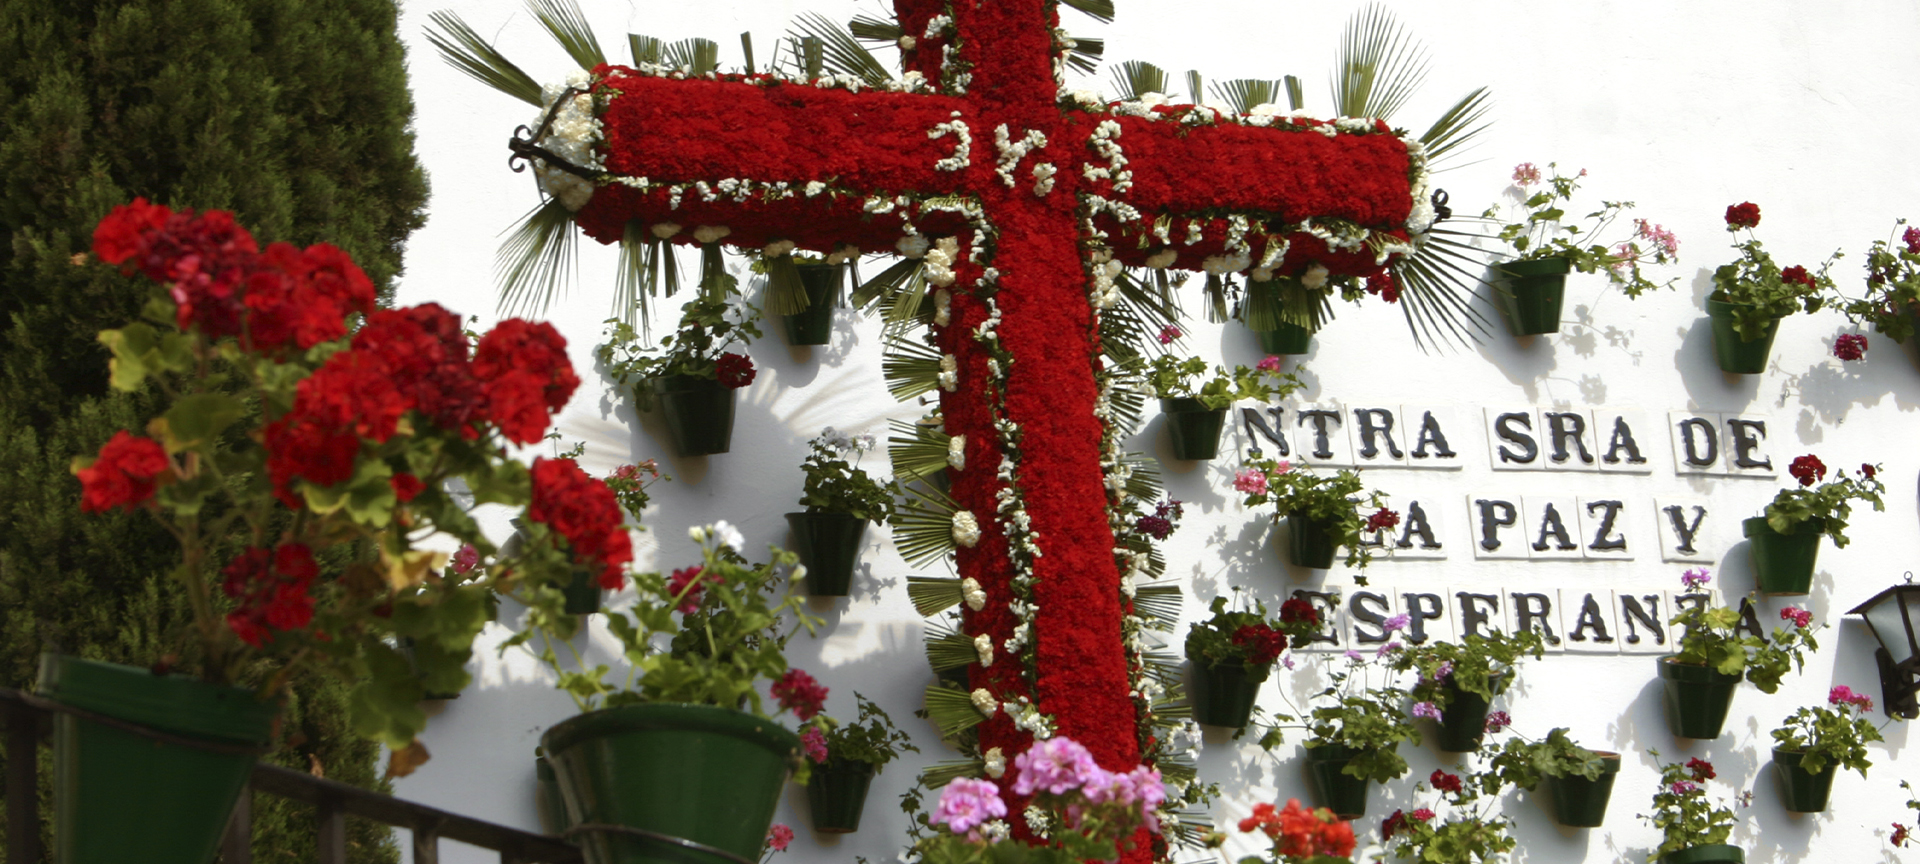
[[1431, 189, 1452, 223]]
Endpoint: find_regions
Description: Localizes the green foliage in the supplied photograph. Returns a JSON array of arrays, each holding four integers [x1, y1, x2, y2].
[[1770, 701, 1884, 777], [1640, 752, 1737, 858], [1256, 654, 1417, 783], [597, 292, 761, 410], [1143, 354, 1301, 410], [1238, 458, 1389, 570], [1482, 163, 1679, 297], [811, 692, 920, 769], [1183, 594, 1317, 670], [797, 430, 899, 522], [1387, 812, 1514, 864], [1711, 220, 1843, 340], [1478, 728, 1609, 793], [603, 460, 668, 525], [1834, 221, 1920, 343], [1669, 591, 1818, 693], [1388, 630, 1544, 709], [1762, 462, 1884, 545]]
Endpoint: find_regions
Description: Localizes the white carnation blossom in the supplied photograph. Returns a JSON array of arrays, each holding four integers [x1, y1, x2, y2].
[[948, 434, 967, 470], [934, 288, 953, 327], [528, 75, 605, 211], [1136, 675, 1164, 703], [1138, 92, 1169, 108], [961, 577, 987, 611], [650, 222, 682, 240], [692, 225, 731, 244], [952, 510, 981, 548], [969, 687, 997, 716], [763, 239, 796, 259], [1250, 266, 1275, 282], [925, 237, 960, 287], [924, 14, 951, 37], [897, 235, 931, 259], [825, 244, 858, 265], [901, 70, 927, 91], [1301, 263, 1330, 289], [1067, 89, 1104, 108], [1202, 250, 1251, 275], [983, 747, 1007, 778], [804, 181, 827, 197], [938, 353, 959, 392], [973, 633, 994, 666], [929, 112, 972, 172], [1144, 248, 1177, 269], [1031, 162, 1057, 196], [898, 35, 917, 50]]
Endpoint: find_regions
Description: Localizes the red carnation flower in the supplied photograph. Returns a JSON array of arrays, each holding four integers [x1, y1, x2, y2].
[[76, 431, 170, 513], [1364, 271, 1400, 304], [390, 473, 425, 503], [716, 352, 756, 389], [1834, 333, 1868, 361], [528, 457, 633, 590], [1279, 597, 1320, 627], [1429, 769, 1463, 795], [1725, 202, 1761, 230], [1687, 757, 1716, 782], [1788, 454, 1826, 487], [771, 668, 828, 720], [1231, 624, 1288, 665]]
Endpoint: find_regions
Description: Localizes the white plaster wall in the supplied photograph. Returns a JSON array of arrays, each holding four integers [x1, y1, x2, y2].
[[387, 2, 1920, 862]]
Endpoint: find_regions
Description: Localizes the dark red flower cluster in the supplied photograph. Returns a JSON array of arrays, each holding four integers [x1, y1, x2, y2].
[[1725, 202, 1761, 230], [1236, 800, 1355, 859], [1366, 507, 1401, 532], [771, 667, 828, 719], [1904, 226, 1920, 255], [1789, 454, 1827, 487], [222, 543, 319, 647], [716, 352, 756, 388], [1834, 333, 1868, 361], [665, 564, 718, 614], [1231, 624, 1288, 665], [1686, 758, 1716, 782], [390, 473, 425, 503], [1365, 271, 1400, 303], [264, 349, 411, 504], [1861, 463, 1877, 479], [472, 319, 581, 445], [1279, 598, 1320, 627], [1781, 265, 1815, 288], [76, 431, 170, 512], [528, 458, 633, 590], [1894, 822, 1911, 847], [1429, 768, 1463, 795], [1382, 807, 1435, 840], [352, 305, 486, 436]]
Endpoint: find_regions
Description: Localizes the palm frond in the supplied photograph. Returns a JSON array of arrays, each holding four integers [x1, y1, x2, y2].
[[926, 629, 976, 672], [1108, 385, 1146, 436], [1143, 651, 1184, 689], [614, 221, 648, 332], [1060, 0, 1116, 24], [1392, 225, 1494, 351], [924, 684, 987, 738], [1134, 583, 1183, 630], [849, 14, 902, 43], [1167, 809, 1216, 849], [1331, 4, 1428, 121], [664, 37, 720, 74], [791, 12, 893, 85], [1284, 74, 1304, 110], [1154, 699, 1192, 722], [1184, 70, 1205, 105], [761, 255, 811, 316], [907, 576, 963, 617], [1419, 86, 1494, 165], [893, 484, 961, 568], [1121, 451, 1163, 503], [528, 0, 607, 70], [495, 199, 578, 318], [1210, 78, 1288, 114], [1063, 35, 1105, 76], [629, 33, 664, 65], [919, 759, 984, 789], [1110, 60, 1168, 101], [425, 11, 544, 106], [851, 257, 926, 316], [888, 419, 951, 484], [1239, 279, 1332, 331], [882, 333, 943, 403]]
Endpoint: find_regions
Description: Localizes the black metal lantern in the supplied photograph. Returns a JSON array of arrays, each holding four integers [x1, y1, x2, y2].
[[1847, 572, 1920, 720]]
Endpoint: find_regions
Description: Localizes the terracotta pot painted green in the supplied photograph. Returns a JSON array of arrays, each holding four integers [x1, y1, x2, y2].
[[1253, 321, 1313, 355], [542, 703, 800, 864], [1187, 659, 1270, 728], [1304, 741, 1385, 819], [1660, 844, 1744, 864], [1707, 298, 1780, 374], [652, 376, 736, 457], [786, 512, 869, 596], [1161, 398, 1227, 460], [1493, 257, 1570, 336], [1657, 657, 1740, 739], [1542, 751, 1621, 828], [536, 753, 571, 835], [1743, 516, 1825, 596], [1286, 515, 1339, 570], [37, 654, 275, 864], [1771, 747, 1836, 813], [1431, 673, 1505, 752], [564, 569, 603, 615], [806, 759, 877, 833], [781, 264, 843, 346]]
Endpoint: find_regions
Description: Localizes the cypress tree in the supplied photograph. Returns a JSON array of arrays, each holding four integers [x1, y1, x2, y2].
[[0, 1, 427, 860]]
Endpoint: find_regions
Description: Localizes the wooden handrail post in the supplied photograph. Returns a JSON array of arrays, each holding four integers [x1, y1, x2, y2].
[[316, 792, 347, 864], [221, 788, 253, 863], [412, 815, 443, 864], [4, 700, 42, 864]]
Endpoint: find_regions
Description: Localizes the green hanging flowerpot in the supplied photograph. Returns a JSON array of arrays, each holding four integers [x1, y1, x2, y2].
[[1253, 320, 1313, 355], [934, 663, 970, 691], [1160, 398, 1227, 460], [1742, 516, 1825, 596], [786, 512, 869, 597], [1770, 747, 1836, 813], [1542, 751, 1621, 828], [1493, 257, 1570, 337], [1285, 515, 1339, 570], [37, 654, 276, 864], [652, 375, 736, 457], [535, 752, 571, 836], [1707, 298, 1781, 374], [1304, 741, 1384, 820], [1660, 844, 1745, 864], [542, 702, 800, 864], [1431, 673, 1504, 752], [1187, 659, 1271, 729], [781, 263, 843, 346], [1657, 656, 1741, 739], [806, 758, 877, 833], [563, 569, 603, 615]]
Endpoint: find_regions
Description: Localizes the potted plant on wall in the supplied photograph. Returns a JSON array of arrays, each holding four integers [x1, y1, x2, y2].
[[1744, 455, 1885, 595], [514, 525, 824, 864], [59, 200, 605, 864], [760, 245, 858, 346], [1767, 684, 1885, 813], [598, 291, 762, 457], [1381, 768, 1517, 864], [1184, 594, 1322, 729], [909, 737, 1166, 863], [1482, 161, 1680, 337], [1659, 568, 1820, 739], [1257, 633, 1421, 819], [797, 693, 919, 833], [788, 428, 898, 597], [1388, 630, 1545, 752], [1143, 354, 1302, 460], [1232, 798, 1357, 864], [1831, 221, 1920, 357], [1640, 753, 1743, 864], [1707, 201, 1842, 374], [1236, 459, 1394, 573], [1480, 725, 1620, 828]]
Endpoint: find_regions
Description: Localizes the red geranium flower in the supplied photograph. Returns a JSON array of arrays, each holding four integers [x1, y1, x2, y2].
[[76, 431, 170, 512], [665, 565, 716, 614], [1231, 624, 1288, 665], [1381, 809, 1407, 840], [1279, 598, 1320, 627], [1687, 757, 1716, 782], [221, 543, 319, 647], [1366, 507, 1401, 532], [528, 457, 633, 590], [716, 352, 756, 388], [1780, 265, 1814, 288], [772, 668, 828, 720], [1834, 333, 1867, 361], [1429, 769, 1463, 794], [473, 319, 580, 445], [390, 473, 425, 503], [1861, 463, 1877, 479], [1904, 226, 1920, 255], [1788, 454, 1826, 487], [1725, 202, 1761, 229]]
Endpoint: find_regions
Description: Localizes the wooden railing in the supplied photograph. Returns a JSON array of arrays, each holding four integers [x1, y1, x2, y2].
[[0, 688, 583, 864]]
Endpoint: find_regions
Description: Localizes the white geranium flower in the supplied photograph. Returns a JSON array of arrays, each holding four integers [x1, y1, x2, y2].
[[952, 511, 981, 548], [978, 821, 1009, 843], [710, 520, 745, 554]]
